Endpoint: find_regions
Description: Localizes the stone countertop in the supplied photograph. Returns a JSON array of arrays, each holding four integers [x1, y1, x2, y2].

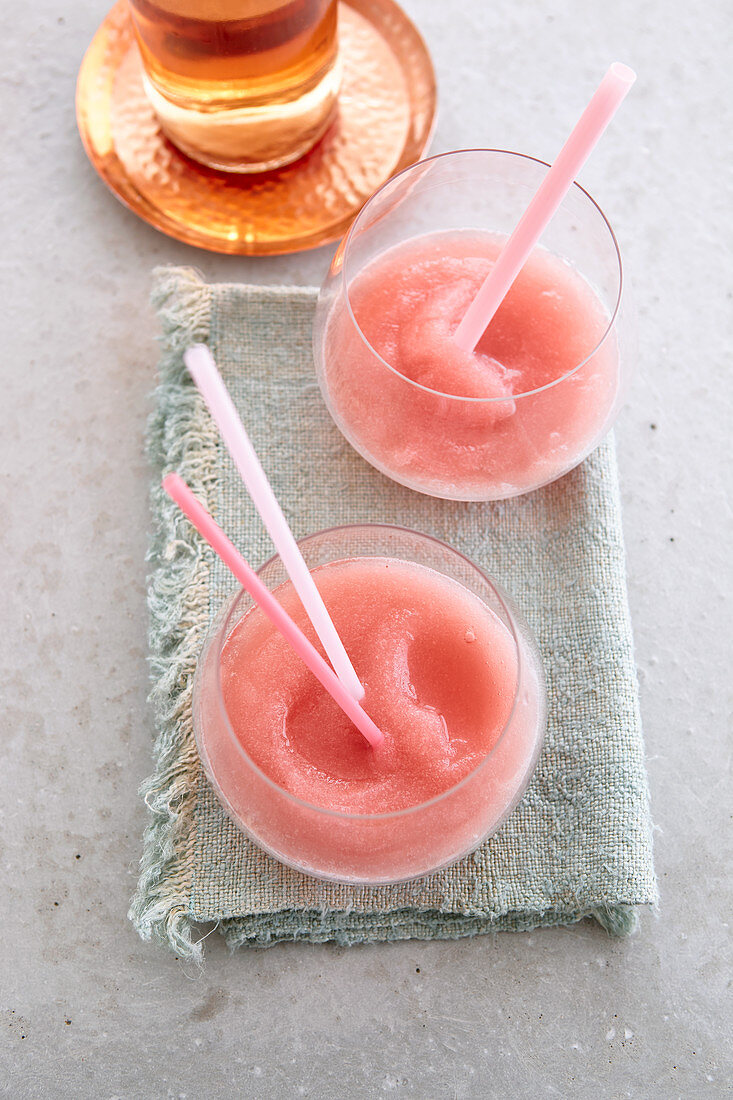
[[2, 0, 731, 1096]]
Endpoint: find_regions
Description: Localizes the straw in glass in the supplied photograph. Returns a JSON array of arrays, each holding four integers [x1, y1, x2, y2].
[[162, 473, 384, 749], [184, 344, 365, 702], [453, 62, 636, 353]]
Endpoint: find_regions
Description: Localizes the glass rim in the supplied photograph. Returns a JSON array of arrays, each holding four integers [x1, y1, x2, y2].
[[339, 147, 624, 404], [203, 522, 536, 822]]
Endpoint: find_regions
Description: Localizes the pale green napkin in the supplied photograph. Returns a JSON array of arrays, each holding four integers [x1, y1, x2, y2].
[[130, 267, 657, 958]]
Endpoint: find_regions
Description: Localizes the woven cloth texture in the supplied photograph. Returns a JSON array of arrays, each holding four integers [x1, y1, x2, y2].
[[129, 267, 656, 957]]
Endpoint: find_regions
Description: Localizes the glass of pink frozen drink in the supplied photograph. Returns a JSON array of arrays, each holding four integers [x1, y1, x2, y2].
[[192, 524, 545, 884], [314, 150, 633, 500]]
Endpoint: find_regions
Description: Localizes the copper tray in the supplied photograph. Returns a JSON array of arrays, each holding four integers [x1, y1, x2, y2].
[[76, 0, 437, 255]]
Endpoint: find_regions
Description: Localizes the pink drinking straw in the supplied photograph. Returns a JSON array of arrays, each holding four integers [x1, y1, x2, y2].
[[452, 62, 636, 353], [162, 473, 384, 750], [184, 344, 364, 702]]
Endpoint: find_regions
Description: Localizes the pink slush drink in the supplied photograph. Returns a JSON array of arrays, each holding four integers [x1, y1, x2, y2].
[[314, 151, 628, 501], [192, 528, 545, 884]]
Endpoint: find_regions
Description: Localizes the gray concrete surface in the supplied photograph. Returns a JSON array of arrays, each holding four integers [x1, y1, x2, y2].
[[2, 0, 731, 1096]]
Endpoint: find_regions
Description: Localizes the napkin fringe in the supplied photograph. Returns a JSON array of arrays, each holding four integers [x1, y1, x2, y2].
[[591, 903, 637, 936], [129, 268, 215, 961], [217, 902, 641, 949]]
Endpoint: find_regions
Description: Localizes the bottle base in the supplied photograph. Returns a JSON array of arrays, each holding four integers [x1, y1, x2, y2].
[[142, 60, 342, 174]]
